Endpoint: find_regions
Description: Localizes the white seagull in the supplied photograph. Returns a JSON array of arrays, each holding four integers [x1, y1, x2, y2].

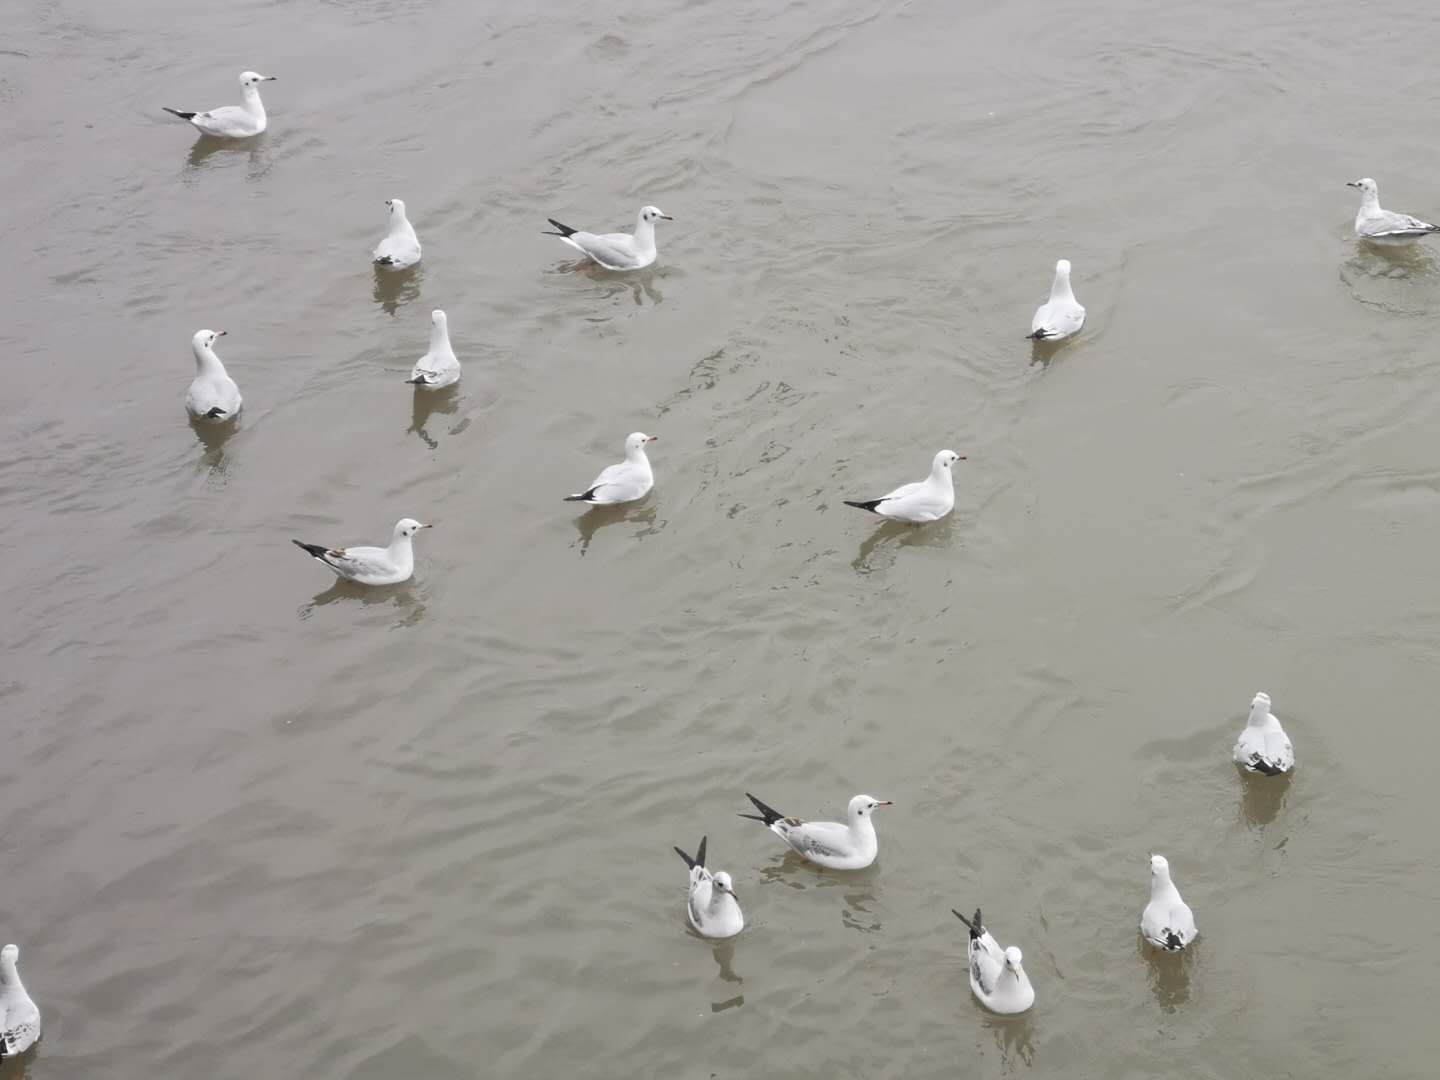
[[1232, 691, 1295, 776], [563, 432, 657, 505], [739, 792, 891, 871], [1141, 855, 1198, 952], [1028, 259, 1086, 341], [291, 518, 431, 586], [164, 70, 276, 139], [674, 836, 744, 939], [184, 329, 242, 423], [843, 449, 963, 523], [406, 309, 460, 390], [373, 198, 422, 270], [1348, 178, 1440, 243], [544, 205, 673, 270], [951, 908, 1035, 1015], [0, 944, 41, 1060]]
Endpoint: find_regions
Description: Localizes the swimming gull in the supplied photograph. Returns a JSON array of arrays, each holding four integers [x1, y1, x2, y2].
[[291, 518, 430, 586], [843, 450, 963, 523], [1348, 178, 1440, 243], [406, 309, 460, 390], [951, 908, 1035, 1015], [1232, 691, 1294, 776], [544, 205, 673, 270], [0, 944, 41, 1060], [563, 432, 657, 504], [1140, 854, 1198, 952], [674, 836, 744, 939], [373, 198, 422, 270], [1028, 259, 1086, 341], [184, 329, 242, 423], [164, 71, 276, 138], [739, 792, 891, 870]]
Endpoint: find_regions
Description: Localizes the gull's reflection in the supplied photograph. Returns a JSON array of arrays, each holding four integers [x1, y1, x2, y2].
[[852, 515, 955, 573], [373, 264, 422, 316], [1239, 769, 1293, 828], [571, 501, 657, 555], [1029, 335, 1073, 368], [1140, 934, 1194, 1012], [981, 1011, 1037, 1070], [406, 386, 461, 449], [549, 260, 665, 305], [189, 415, 239, 477], [710, 939, 742, 985], [297, 579, 426, 625], [183, 134, 266, 173]]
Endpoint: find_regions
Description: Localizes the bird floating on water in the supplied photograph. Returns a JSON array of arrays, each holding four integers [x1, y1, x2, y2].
[[291, 518, 430, 586], [406, 309, 460, 389], [0, 944, 41, 1060], [184, 329, 242, 423], [563, 432, 657, 505], [544, 205, 673, 270], [674, 836, 744, 939], [1140, 854, 1198, 952], [164, 70, 276, 139], [1348, 178, 1440, 243], [951, 908, 1035, 1014], [1028, 259, 1086, 341], [843, 450, 963, 523], [373, 198, 422, 270], [1232, 691, 1294, 776], [739, 792, 891, 870]]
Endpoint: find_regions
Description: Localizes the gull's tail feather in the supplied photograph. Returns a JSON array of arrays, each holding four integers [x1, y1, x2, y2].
[[695, 835, 707, 868], [203, 406, 227, 419], [1247, 754, 1285, 776], [739, 792, 784, 827], [674, 844, 698, 870], [375, 255, 397, 266], [544, 218, 579, 238], [292, 540, 330, 560], [163, 107, 197, 120], [563, 485, 600, 502], [1027, 328, 1054, 341], [406, 373, 431, 385], [1164, 930, 1184, 950], [844, 499, 883, 514], [952, 907, 983, 939]]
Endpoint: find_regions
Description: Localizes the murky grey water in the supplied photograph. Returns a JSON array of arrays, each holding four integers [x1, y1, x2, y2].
[[4, 0, 1440, 1076]]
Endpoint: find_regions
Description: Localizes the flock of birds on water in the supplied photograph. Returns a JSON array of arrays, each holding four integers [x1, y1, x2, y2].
[[3, 62, 1435, 1060]]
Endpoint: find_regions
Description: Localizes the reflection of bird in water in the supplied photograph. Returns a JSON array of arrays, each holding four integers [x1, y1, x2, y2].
[[406, 381, 460, 449], [1240, 769, 1293, 828], [710, 940, 742, 985], [373, 262, 423, 316], [571, 502, 655, 555]]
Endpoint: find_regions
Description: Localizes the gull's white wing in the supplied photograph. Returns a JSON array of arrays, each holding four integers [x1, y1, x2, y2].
[[969, 931, 1004, 997], [374, 235, 422, 265], [570, 231, 645, 270], [192, 106, 258, 138], [320, 544, 396, 580], [1032, 300, 1085, 338], [1361, 210, 1440, 238], [787, 819, 850, 859]]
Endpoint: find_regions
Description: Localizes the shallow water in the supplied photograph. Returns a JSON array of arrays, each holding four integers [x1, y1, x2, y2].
[[3, 0, 1440, 1076]]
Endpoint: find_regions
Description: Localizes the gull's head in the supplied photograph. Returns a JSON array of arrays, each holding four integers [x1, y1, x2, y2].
[[712, 871, 738, 900], [625, 432, 658, 453], [849, 794, 892, 819], [1348, 177, 1377, 196], [1003, 946, 1024, 974], [431, 309, 447, 327], [639, 205, 673, 224], [394, 518, 431, 538], [1249, 691, 1272, 720], [1149, 853, 1170, 877], [193, 329, 226, 350], [1055, 258, 1072, 276], [386, 197, 407, 218], [239, 71, 276, 90], [934, 449, 965, 471], [1, 944, 16, 967]]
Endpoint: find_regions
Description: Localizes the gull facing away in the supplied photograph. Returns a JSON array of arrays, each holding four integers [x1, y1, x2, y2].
[[291, 518, 431, 586], [951, 909, 1035, 1015], [373, 199, 422, 270], [563, 433, 657, 504], [739, 793, 891, 870], [1232, 691, 1294, 776], [184, 329, 242, 423], [674, 836, 744, 939], [0, 944, 41, 1059], [843, 450, 963, 523], [1141, 855, 1197, 952], [1028, 259, 1085, 341], [1348, 178, 1440, 243], [164, 71, 276, 138], [544, 206, 673, 270], [406, 309, 460, 389]]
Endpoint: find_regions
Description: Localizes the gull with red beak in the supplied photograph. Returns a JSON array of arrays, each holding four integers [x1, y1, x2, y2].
[[543, 205, 674, 270], [739, 792, 891, 870], [163, 70, 277, 138], [291, 518, 431, 586], [184, 329, 242, 423], [563, 432, 657, 504]]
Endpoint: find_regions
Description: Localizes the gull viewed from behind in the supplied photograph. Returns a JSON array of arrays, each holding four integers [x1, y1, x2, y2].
[[164, 70, 276, 138], [739, 792, 891, 870], [1348, 178, 1440, 243], [291, 518, 431, 586], [406, 309, 460, 389], [563, 433, 657, 504], [1028, 259, 1085, 341], [843, 450, 963, 523], [952, 908, 1035, 1014], [544, 205, 673, 270], [0, 944, 41, 1059], [184, 329, 242, 423], [1232, 691, 1294, 776], [373, 198, 422, 270], [1140, 854, 1198, 952]]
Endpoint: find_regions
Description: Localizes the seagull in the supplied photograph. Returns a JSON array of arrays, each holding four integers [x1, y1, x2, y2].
[[1141, 855, 1198, 952], [1232, 691, 1295, 776], [563, 432, 657, 504], [291, 518, 431, 586], [184, 329, 242, 423], [674, 836, 744, 939], [163, 71, 276, 139], [373, 198, 422, 270], [1348, 178, 1440, 243], [843, 450, 963, 523], [951, 909, 1035, 1015], [738, 792, 891, 870], [0, 944, 41, 1060], [406, 309, 460, 390], [543, 205, 673, 270], [1028, 259, 1086, 341]]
